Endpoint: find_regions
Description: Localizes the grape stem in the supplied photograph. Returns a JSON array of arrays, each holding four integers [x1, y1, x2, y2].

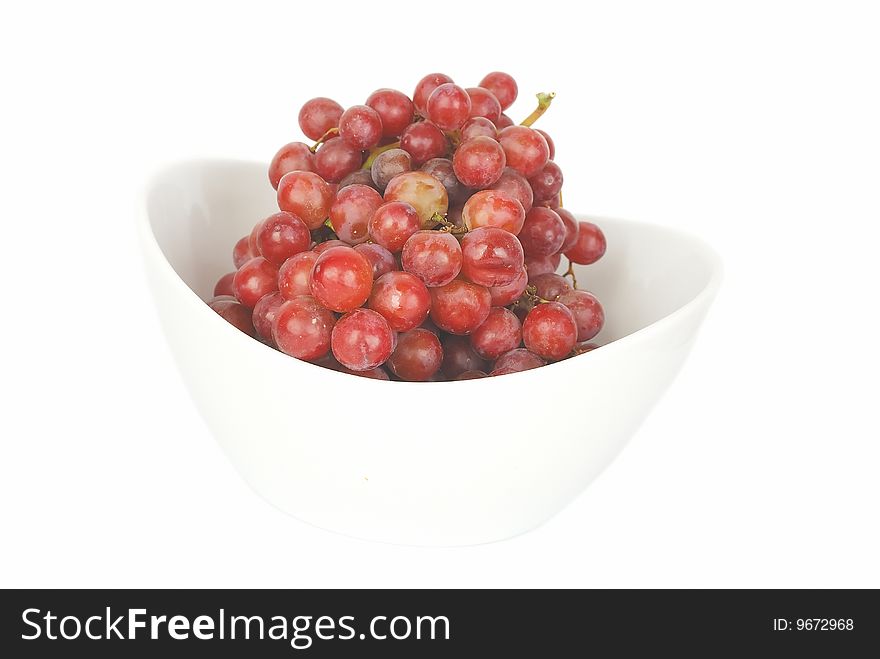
[[362, 141, 401, 169], [512, 285, 551, 312], [430, 211, 468, 235], [520, 92, 556, 127], [309, 127, 339, 153], [563, 258, 578, 289]]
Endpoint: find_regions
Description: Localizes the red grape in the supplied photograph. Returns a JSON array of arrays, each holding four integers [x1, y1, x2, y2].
[[470, 307, 522, 360], [366, 88, 414, 138], [572, 342, 600, 356], [535, 129, 555, 159], [498, 126, 550, 177], [370, 148, 412, 189], [331, 308, 395, 371], [558, 289, 605, 341], [522, 301, 578, 360], [400, 121, 447, 165], [519, 207, 566, 256], [369, 201, 421, 253], [338, 104, 383, 150], [309, 245, 373, 312], [524, 254, 561, 277], [452, 136, 505, 189], [565, 221, 607, 265], [387, 328, 443, 381], [460, 116, 497, 141], [530, 272, 572, 301], [493, 348, 546, 372], [209, 297, 256, 336], [314, 239, 347, 254], [466, 87, 502, 123], [233, 256, 279, 308], [354, 242, 396, 280], [213, 272, 236, 297], [368, 270, 431, 332], [426, 83, 472, 131], [490, 167, 534, 213], [461, 189, 525, 234], [430, 279, 491, 335], [344, 366, 391, 380], [495, 113, 514, 129], [401, 230, 462, 287], [441, 334, 490, 378], [488, 267, 528, 306], [528, 161, 563, 202], [268, 142, 315, 189], [252, 291, 285, 342], [420, 158, 466, 205], [255, 211, 310, 267], [233, 235, 255, 269], [556, 208, 580, 252], [298, 97, 343, 141], [383, 171, 449, 227], [314, 137, 363, 183], [278, 250, 318, 300], [330, 184, 383, 245], [277, 170, 334, 230], [413, 73, 454, 115], [273, 295, 335, 361], [460, 226, 525, 287], [478, 72, 518, 110], [456, 370, 488, 380], [338, 169, 377, 190]]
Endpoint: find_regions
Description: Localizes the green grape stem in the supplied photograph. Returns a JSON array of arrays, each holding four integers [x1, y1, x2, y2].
[[520, 92, 556, 127], [563, 258, 578, 289], [362, 141, 401, 169], [309, 127, 339, 153]]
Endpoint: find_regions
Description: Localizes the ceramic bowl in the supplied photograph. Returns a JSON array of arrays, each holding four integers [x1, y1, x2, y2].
[[138, 159, 721, 546]]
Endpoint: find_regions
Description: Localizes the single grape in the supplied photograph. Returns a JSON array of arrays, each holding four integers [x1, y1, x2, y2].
[[232, 256, 279, 308], [470, 307, 522, 360], [466, 87, 502, 123], [456, 370, 488, 380], [460, 116, 497, 141], [493, 348, 546, 372], [213, 272, 236, 297], [278, 250, 319, 300], [313, 239, 348, 254], [429, 279, 491, 335], [277, 171, 334, 230], [354, 242, 396, 280], [522, 301, 578, 360], [367, 271, 431, 332], [528, 161, 563, 202], [530, 272, 572, 301], [524, 254, 561, 278], [329, 184, 383, 245], [401, 230, 462, 287], [273, 295, 335, 361], [331, 308, 395, 371], [535, 129, 555, 159], [369, 201, 421, 253], [498, 126, 550, 177], [461, 189, 525, 234], [268, 142, 315, 189], [426, 83, 472, 131], [209, 298, 257, 336], [338, 169, 377, 190], [252, 291, 285, 342], [452, 136, 506, 189], [366, 88, 414, 138], [370, 148, 412, 190], [309, 245, 373, 312], [556, 208, 580, 252], [298, 97, 344, 141], [519, 207, 566, 256], [441, 333, 490, 378], [338, 104, 383, 150], [383, 171, 449, 227], [490, 167, 534, 214], [558, 290, 605, 341], [495, 113, 514, 129], [255, 211, 310, 267], [460, 226, 525, 287], [400, 121, 447, 165], [420, 158, 467, 205], [565, 221, 607, 265], [488, 267, 528, 306], [387, 328, 443, 381], [314, 137, 363, 183], [478, 72, 518, 110], [413, 72, 454, 115], [233, 235, 255, 269]]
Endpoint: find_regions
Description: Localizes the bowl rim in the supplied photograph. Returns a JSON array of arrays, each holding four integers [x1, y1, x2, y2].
[[137, 157, 723, 387]]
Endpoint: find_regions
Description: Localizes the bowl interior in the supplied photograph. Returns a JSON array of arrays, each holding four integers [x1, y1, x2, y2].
[[144, 159, 719, 345]]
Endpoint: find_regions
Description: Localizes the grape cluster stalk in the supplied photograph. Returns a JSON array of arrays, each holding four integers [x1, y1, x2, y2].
[[209, 71, 607, 381]]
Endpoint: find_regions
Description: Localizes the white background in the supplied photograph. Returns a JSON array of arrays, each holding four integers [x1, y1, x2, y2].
[[1, 0, 878, 588]]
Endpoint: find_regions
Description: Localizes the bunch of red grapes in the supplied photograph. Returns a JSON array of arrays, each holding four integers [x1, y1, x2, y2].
[[208, 71, 607, 381]]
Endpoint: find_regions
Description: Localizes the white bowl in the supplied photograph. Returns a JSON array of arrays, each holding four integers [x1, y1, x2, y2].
[[138, 158, 721, 546]]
